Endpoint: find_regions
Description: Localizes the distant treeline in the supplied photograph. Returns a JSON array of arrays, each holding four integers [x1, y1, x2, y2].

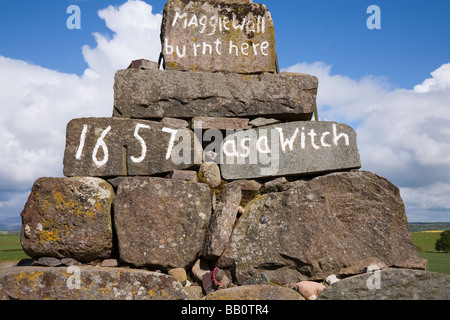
[[409, 223, 450, 233], [0, 224, 20, 233]]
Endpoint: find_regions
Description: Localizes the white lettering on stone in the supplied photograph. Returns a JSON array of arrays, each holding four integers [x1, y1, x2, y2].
[[188, 14, 198, 29], [165, 38, 186, 58], [220, 125, 353, 165], [333, 124, 350, 146], [223, 138, 239, 157], [321, 132, 332, 147], [301, 127, 306, 149], [260, 41, 269, 56], [276, 128, 299, 153], [214, 39, 222, 54], [75, 124, 88, 160], [203, 42, 212, 55], [92, 126, 111, 167], [131, 124, 151, 164], [232, 14, 246, 31], [172, 11, 188, 27], [176, 45, 186, 58], [172, 11, 265, 36], [199, 15, 208, 33], [193, 42, 202, 57], [308, 129, 320, 150], [168, 9, 269, 59], [222, 17, 230, 31], [162, 127, 178, 160]]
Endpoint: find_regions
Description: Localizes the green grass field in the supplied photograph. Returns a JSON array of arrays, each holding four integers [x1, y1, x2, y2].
[[410, 231, 443, 252], [418, 252, 450, 275], [0, 233, 29, 262], [411, 231, 450, 275]]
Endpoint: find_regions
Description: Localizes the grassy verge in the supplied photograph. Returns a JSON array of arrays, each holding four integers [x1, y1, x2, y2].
[[0, 233, 29, 261], [411, 231, 442, 252], [418, 252, 450, 275], [411, 231, 450, 276]]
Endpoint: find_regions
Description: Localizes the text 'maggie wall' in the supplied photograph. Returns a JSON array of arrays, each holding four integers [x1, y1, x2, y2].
[[161, 0, 278, 74]]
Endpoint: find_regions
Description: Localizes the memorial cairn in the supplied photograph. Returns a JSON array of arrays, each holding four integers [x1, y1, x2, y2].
[[4, 0, 449, 301]]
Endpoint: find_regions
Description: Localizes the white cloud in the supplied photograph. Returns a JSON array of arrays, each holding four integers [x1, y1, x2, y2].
[[82, 0, 162, 79], [401, 184, 450, 222], [414, 63, 450, 93], [0, 1, 162, 218], [285, 62, 450, 222], [0, 191, 29, 221], [284, 61, 391, 123]]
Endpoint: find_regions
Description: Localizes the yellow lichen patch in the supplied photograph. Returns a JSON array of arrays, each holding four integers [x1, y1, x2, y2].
[[63, 223, 72, 237], [36, 218, 60, 243], [52, 191, 69, 208], [14, 271, 44, 285], [38, 229, 61, 243], [39, 198, 52, 214], [49, 190, 98, 219], [98, 286, 113, 296], [147, 289, 155, 298], [82, 208, 97, 219], [161, 290, 170, 300], [242, 194, 265, 216], [95, 202, 104, 212]]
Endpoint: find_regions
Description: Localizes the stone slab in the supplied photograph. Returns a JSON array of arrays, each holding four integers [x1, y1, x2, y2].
[[20, 177, 114, 262], [0, 266, 188, 300], [192, 117, 251, 130], [63, 118, 202, 178], [318, 269, 450, 300], [205, 285, 304, 300], [160, 0, 277, 74], [219, 121, 362, 180], [113, 177, 212, 270], [203, 184, 242, 259], [128, 59, 158, 71], [218, 171, 424, 284], [113, 68, 317, 120]]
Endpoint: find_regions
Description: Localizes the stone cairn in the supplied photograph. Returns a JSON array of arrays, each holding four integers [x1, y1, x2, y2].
[[3, 0, 448, 301]]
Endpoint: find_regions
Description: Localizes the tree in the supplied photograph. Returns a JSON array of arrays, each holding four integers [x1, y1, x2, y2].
[[435, 230, 450, 253]]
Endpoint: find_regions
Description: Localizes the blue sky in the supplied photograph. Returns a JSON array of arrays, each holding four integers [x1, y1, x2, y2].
[[0, 0, 449, 223], [1, 0, 449, 88]]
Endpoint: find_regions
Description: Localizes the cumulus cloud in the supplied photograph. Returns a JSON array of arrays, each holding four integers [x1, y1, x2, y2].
[[0, 0, 162, 221], [401, 183, 450, 223], [0, 191, 30, 221], [285, 62, 450, 221], [414, 63, 450, 93], [82, 0, 162, 79]]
